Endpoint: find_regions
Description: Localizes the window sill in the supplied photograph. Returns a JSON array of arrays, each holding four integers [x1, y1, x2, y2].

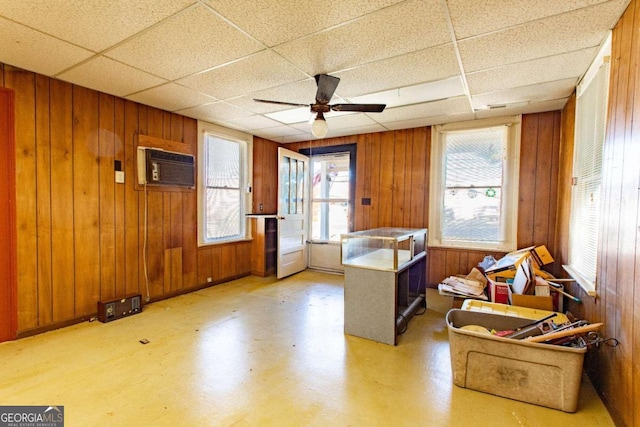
[[562, 264, 597, 297], [198, 237, 253, 248]]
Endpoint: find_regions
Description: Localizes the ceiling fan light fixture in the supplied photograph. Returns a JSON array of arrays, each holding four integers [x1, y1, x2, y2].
[[311, 112, 328, 138]]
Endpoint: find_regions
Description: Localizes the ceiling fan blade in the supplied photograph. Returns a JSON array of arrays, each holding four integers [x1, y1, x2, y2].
[[254, 98, 309, 108], [314, 74, 340, 104], [331, 103, 386, 113]]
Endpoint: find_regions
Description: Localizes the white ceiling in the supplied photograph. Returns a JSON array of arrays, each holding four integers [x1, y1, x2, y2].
[[0, 0, 629, 143]]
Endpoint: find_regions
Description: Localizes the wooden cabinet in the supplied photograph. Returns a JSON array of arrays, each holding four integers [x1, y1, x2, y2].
[[250, 216, 277, 277]]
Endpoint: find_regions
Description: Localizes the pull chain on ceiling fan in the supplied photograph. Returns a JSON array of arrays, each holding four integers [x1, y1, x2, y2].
[[254, 74, 386, 138]]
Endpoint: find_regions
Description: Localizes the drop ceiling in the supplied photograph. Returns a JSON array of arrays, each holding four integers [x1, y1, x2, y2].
[[0, 0, 629, 143]]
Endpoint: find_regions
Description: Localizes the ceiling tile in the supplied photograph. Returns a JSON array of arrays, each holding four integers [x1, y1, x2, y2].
[[381, 112, 476, 130], [177, 101, 252, 123], [375, 96, 473, 123], [273, 0, 450, 75], [106, 5, 264, 80], [348, 76, 466, 108], [332, 44, 461, 98], [0, 0, 195, 52], [458, 1, 625, 72], [321, 124, 387, 139], [226, 79, 318, 114], [218, 115, 284, 131], [126, 83, 217, 111], [466, 48, 596, 95], [282, 134, 312, 143], [471, 78, 577, 110], [57, 56, 167, 98], [447, 0, 616, 39], [0, 17, 93, 76], [253, 125, 306, 138], [475, 98, 568, 119], [205, 0, 405, 47], [177, 50, 308, 100]]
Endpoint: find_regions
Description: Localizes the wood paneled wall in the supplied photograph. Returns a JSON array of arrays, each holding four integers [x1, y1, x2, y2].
[[1, 64, 251, 336], [252, 137, 279, 214], [288, 113, 562, 286], [555, 1, 639, 424]]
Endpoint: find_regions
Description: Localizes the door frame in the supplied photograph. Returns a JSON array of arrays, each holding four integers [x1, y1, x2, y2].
[[0, 87, 17, 342]]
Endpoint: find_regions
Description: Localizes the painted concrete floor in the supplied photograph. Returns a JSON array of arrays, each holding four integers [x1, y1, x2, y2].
[[0, 271, 615, 426]]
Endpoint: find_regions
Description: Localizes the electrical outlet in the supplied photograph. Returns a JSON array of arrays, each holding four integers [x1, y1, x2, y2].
[[207, 277, 212, 283]]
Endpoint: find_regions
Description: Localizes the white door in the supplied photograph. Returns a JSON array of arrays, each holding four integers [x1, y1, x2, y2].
[[277, 147, 309, 278]]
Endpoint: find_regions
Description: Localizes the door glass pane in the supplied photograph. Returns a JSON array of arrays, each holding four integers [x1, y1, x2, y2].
[[281, 156, 290, 214], [290, 158, 297, 215], [297, 160, 305, 214]]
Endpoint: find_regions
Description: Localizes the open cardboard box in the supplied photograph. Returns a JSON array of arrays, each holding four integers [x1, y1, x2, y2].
[[485, 245, 554, 280]]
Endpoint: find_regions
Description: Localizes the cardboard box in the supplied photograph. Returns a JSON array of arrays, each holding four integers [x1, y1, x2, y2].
[[510, 282, 563, 312], [447, 309, 586, 412], [511, 294, 553, 311], [485, 245, 555, 280]]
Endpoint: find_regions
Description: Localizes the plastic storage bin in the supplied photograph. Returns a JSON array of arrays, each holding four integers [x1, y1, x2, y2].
[[446, 309, 586, 412], [460, 299, 569, 324]]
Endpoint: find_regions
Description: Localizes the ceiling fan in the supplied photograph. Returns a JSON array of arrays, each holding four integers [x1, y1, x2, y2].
[[254, 74, 386, 138]]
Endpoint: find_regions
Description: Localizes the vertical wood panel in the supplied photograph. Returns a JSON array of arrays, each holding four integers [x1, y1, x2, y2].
[[35, 74, 52, 325], [532, 112, 554, 245], [114, 98, 126, 298], [182, 118, 197, 288], [221, 245, 236, 279], [392, 130, 406, 226], [7, 66, 39, 330], [182, 191, 197, 287], [378, 132, 395, 227], [354, 135, 367, 230], [49, 79, 75, 322], [410, 128, 428, 228], [72, 86, 101, 316], [197, 248, 212, 285], [369, 133, 382, 228], [0, 85, 18, 341], [170, 114, 183, 143], [124, 101, 140, 296], [98, 93, 116, 301], [145, 191, 164, 297], [518, 114, 539, 247], [402, 130, 413, 227]]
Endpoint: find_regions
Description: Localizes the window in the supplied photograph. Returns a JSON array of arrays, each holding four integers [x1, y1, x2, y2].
[[429, 116, 521, 251], [198, 122, 252, 245], [301, 144, 356, 242], [565, 32, 611, 295]]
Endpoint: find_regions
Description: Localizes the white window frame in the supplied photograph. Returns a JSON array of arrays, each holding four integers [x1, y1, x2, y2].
[[564, 32, 611, 297], [428, 116, 521, 252], [197, 121, 253, 246]]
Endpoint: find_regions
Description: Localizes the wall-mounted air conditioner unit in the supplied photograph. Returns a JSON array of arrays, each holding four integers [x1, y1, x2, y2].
[[137, 147, 195, 188]]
